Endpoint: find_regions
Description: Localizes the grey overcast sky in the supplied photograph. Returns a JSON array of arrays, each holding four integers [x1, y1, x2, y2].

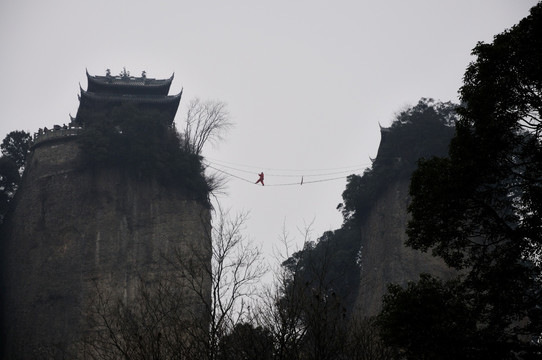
[[1, 0, 539, 255]]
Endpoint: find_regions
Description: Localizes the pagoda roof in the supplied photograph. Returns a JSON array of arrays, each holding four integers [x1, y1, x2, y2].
[[75, 88, 182, 126], [73, 69, 182, 127], [86, 69, 174, 96], [80, 87, 182, 104]]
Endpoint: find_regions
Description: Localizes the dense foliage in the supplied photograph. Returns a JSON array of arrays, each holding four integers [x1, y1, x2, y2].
[[381, 3, 542, 359], [0, 157, 20, 223], [219, 324, 274, 360], [1, 130, 32, 169], [0, 130, 31, 222], [78, 104, 211, 205], [339, 98, 456, 225], [378, 274, 476, 360]]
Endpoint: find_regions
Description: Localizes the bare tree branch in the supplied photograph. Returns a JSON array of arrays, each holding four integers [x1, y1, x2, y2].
[[183, 98, 233, 155], [174, 206, 267, 360]]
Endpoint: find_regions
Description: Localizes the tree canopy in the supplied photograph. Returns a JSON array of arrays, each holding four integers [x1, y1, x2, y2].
[[1, 130, 31, 169], [78, 104, 211, 205], [0, 156, 20, 223], [339, 98, 456, 226], [378, 274, 476, 360], [0, 130, 30, 223], [381, 3, 542, 359]]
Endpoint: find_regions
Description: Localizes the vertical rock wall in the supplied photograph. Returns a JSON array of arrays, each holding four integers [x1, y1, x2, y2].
[[355, 178, 454, 317], [1, 136, 210, 357]]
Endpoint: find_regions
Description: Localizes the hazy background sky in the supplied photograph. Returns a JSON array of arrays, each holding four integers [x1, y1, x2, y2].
[[1, 0, 538, 258]]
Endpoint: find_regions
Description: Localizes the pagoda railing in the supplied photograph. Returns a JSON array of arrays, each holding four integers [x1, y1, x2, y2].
[[32, 126, 83, 148]]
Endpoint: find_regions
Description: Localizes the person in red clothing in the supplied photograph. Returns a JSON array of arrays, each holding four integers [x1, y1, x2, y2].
[[255, 172, 264, 186]]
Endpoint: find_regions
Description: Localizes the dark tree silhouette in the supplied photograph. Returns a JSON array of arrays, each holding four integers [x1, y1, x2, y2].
[[1, 130, 31, 169], [381, 4, 542, 359]]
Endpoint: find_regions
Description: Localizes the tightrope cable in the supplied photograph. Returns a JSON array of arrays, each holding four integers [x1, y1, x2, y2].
[[205, 164, 351, 187], [206, 157, 370, 173], [206, 161, 364, 178], [265, 176, 347, 186], [206, 165, 254, 184]]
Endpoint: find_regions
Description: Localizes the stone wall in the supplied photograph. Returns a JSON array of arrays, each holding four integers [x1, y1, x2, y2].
[[2, 136, 211, 357]]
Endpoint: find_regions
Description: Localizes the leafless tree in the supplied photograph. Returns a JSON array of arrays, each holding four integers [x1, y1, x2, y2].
[[182, 98, 233, 155], [343, 317, 396, 360], [80, 277, 198, 360], [254, 222, 394, 360], [255, 222, 338, 360], [79, 212, 392, 360], [257, 226, 309, 360], [80, 207, 265, 360], [172, 207, 268, 360]]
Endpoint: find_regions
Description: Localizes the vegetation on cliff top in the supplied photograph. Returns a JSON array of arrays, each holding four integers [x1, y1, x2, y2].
[[0, 100, 226, 219], [339, 98, 457, 226], [78, 102, 223, 206]]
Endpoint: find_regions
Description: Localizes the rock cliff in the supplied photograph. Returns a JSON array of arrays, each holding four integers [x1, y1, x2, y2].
[[352, 100, 458, 316], [355, 178, 453, 316], [1, 134, 210, 357], [293, 99, 458, 318]]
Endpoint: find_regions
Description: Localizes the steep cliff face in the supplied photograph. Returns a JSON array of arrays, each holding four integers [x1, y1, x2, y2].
[[350, 100, 458, 316], [288, 99, 460, 317], [355, 178, 453, 316], [2, 135, 210, 356]]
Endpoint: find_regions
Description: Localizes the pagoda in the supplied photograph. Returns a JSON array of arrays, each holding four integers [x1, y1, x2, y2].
[[73, 68, 182, 126]]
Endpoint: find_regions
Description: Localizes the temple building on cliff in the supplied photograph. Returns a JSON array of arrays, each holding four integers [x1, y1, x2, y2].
[[73, 68, 182, 126], [32, 68, 183, 148]]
